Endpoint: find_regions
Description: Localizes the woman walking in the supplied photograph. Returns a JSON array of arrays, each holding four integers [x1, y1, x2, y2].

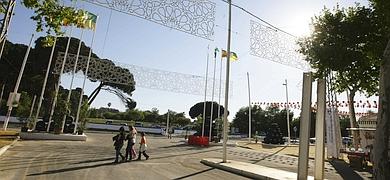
[[125, 126, 137, 161], [113, 126, 126, 163]]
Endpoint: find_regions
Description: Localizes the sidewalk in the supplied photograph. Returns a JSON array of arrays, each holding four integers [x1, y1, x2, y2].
[[201, 158, 314, 180]]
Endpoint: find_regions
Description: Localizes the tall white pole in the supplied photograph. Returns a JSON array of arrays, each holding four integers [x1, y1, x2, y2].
[[208, 49, 217, 142], [202, 45, 210, 137], [166, 109, 170, 136], [217, 56, 223, 139], [47, 27, 73, 132], [283, 79, 291, 145], [3, 34, 34, 131], [28, 95, 37, 120], [0, 84, 5, 110], [297, 72, 313, 179], [61, 30, 84, 132], [314, 79, 326, 180], [247, 72, 252, 143], [222, 0, 232, 163], [34, 37, 57, 132], [0, 0, 16, 61], [75, 19, 99, 134]]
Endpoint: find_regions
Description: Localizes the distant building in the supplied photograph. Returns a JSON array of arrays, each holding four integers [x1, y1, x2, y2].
[[358, 114, 377, 129]]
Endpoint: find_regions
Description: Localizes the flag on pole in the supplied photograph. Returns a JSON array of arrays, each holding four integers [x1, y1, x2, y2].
[[77, 11, 97, 30], [230, 52, 238, 61], [221, 50, 238, 61], [214, 47, 219, 58], [222, 50, 228, 57]]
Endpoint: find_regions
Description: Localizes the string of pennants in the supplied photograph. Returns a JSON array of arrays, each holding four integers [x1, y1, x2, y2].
[[251, 100, 378, 109], [251, 101, 377, 116]]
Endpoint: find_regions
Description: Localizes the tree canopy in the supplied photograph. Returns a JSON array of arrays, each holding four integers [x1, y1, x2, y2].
[[298, 4, 389, 147], [0, 37, 136, 118], [232, 105, 293, 137]]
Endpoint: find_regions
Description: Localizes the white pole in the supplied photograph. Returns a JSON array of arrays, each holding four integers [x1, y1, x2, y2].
[[61, 30, 84, 132], [247, 72, 252, 143], [28, 95, 37, 120], [75, 19, 99, 134], [0, 0, 16, 61], [0, 84, 5, 110], [222, 0, 232, 163], [202, 45, 210, 137], [314, 79, 326, 180], [166, 109, 170, 136], [34, 37, 56, 132], [209, 49, 217, 142], [3, 33, 34, 131], [217, 56, 223, 139], [47, 27, 73, 132], [297, 72, 313, 179], [283, 79, 291, 145]]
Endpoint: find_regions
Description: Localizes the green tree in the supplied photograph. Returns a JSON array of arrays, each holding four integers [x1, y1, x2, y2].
[[124, 109, 144, 122], [298, 5, 387, 147], [232, 105, 293, 137], [369, 1, 390, 179], [13, 91, 33, 117], [19, 0, 87, 45], [339, 115, 351, 137], [143, 108, 160, 123]]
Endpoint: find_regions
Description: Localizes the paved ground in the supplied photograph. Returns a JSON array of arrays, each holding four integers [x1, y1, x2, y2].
[[0, 131, 372, 180]]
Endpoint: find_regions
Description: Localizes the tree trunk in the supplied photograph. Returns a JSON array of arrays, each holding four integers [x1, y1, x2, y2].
[[373, 39, 390, 180], [88, 82, 103, 105], [347, 90, 360, 147]]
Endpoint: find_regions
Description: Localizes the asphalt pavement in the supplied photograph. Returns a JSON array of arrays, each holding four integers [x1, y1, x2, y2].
[[0, 131, 372, 180]]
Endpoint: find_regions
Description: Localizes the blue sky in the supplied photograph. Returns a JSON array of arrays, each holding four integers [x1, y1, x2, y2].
[[9, 0, 375, 120]]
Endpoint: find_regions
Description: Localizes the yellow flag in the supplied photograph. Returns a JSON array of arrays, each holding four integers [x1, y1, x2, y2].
[[221, 50, 238, 61], [230, 52, 238, 61], [221, 50, 228, 57]]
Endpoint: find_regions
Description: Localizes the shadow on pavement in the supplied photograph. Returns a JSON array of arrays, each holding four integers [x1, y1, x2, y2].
[[261, 144, 286, 149], [71, 157, 114, 165], [251, 145, 288, 164], [151, 148, 221, 161], [329, 159, 368, 180], [172, 168, 214, 180], [27, 162, 116, 176]]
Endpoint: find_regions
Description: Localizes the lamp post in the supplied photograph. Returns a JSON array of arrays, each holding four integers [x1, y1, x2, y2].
[[283, 79, 291, 145], [222, 0, 232, 163]]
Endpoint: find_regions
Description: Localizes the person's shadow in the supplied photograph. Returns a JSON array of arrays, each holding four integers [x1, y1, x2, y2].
[[27, 158, 117, 177]]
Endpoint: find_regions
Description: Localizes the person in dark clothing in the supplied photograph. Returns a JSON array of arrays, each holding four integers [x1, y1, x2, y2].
[[113, 126, 126, 163], [137, 132, 149, 160], [125, 126, 137, 161]]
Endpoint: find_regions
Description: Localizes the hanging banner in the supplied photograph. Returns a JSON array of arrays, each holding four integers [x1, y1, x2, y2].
[[326, 107, 342, 158]]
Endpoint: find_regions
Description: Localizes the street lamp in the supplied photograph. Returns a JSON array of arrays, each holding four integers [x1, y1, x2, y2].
[[283, 79, 291, 145]]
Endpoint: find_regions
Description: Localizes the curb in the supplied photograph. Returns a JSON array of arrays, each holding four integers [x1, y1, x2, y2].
[[0, 137, 19, 157], [201, 159, 271, 180], [201, 158, 315, 180]]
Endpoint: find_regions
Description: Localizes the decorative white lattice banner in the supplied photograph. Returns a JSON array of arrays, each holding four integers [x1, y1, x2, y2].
[[250, 20, 311, 71], [85, 0, 216, 40], [53, 52, 232, 97]]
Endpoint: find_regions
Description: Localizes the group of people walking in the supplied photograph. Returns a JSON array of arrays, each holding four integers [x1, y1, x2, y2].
[[112, 126, 149, 163]]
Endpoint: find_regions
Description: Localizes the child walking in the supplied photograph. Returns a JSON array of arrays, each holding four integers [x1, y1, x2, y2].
[[125, 126, 137, 161], [113, 126, 126, 163], [137, 132, 149, 160]]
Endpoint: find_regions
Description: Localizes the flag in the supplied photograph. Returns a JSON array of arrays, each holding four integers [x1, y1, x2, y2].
[[230, 52, 238, 61], [221, 50, 238, 61], [222, 50, 228, 57], [214, 47, 219, 58], [77, 11, 97, 30]]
